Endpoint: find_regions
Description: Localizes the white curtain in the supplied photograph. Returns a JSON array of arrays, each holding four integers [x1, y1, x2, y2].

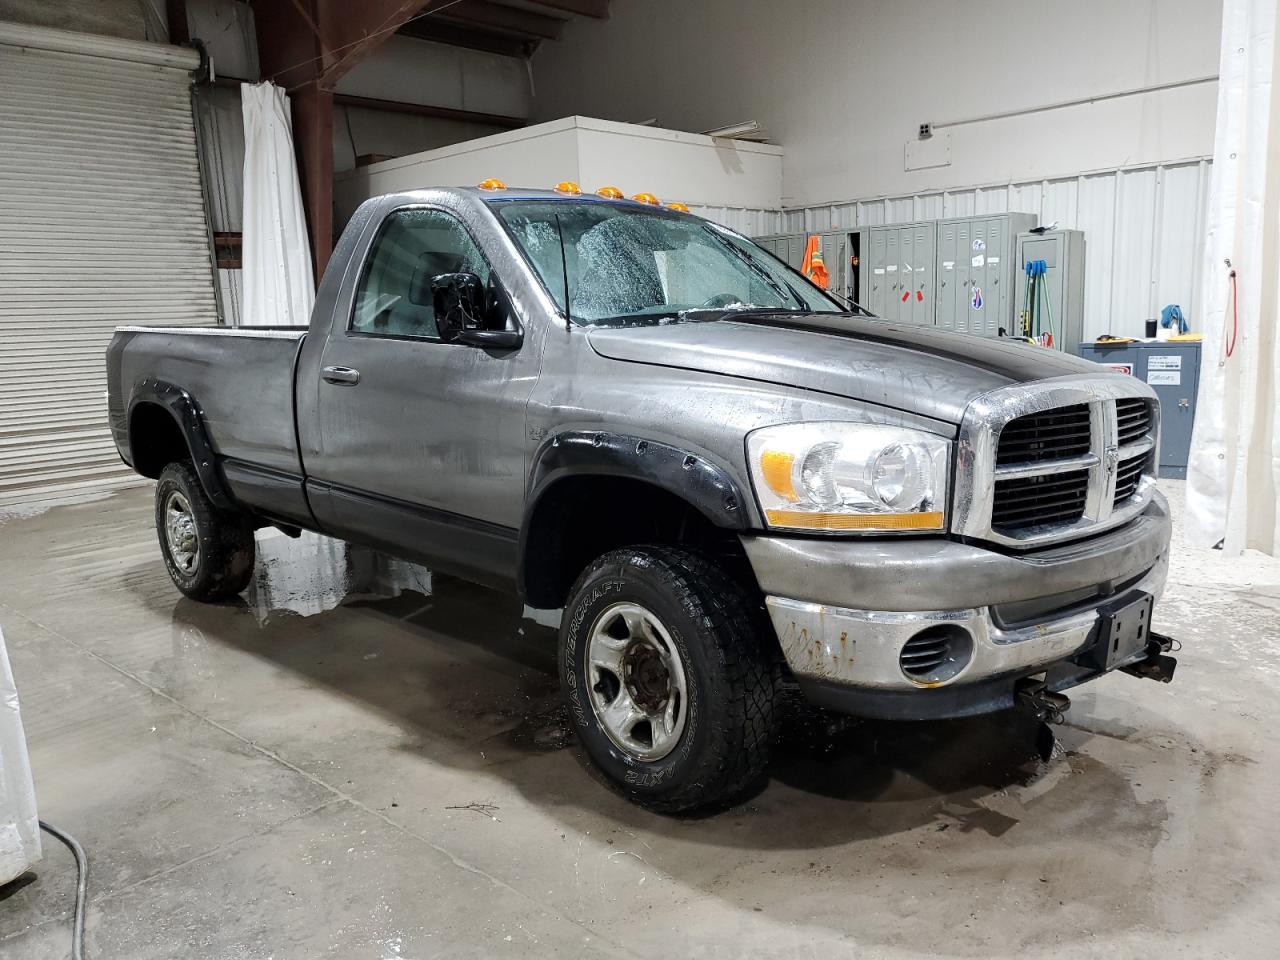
[[0, 627, 39, 884], [1186, 0, 1280, 555], [240, 82, 314, 327]]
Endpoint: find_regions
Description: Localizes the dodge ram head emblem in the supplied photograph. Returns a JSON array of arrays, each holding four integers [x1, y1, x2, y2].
[[1103, 443, 1120, 474]]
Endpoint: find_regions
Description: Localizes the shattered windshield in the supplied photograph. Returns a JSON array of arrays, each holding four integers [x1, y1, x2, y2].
[[491, 199, 843, 326]]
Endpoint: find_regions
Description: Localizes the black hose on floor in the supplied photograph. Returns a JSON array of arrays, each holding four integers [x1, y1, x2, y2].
[[39, 820, 87, 960]]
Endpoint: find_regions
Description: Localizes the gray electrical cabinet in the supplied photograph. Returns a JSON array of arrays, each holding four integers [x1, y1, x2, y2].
[[1015, 229, 1086, 355], [935, 213, 1036, 337], [1078, 340, 1201, 478]]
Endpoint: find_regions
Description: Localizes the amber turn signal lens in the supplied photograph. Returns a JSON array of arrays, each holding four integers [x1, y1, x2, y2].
[[554, 180, 582, 195], [631, 192, 660, 205], [477, 178, 506, 191], [759, 451, 797, 501], [764, 510, 945, 531], [596, 185, 624, 199]]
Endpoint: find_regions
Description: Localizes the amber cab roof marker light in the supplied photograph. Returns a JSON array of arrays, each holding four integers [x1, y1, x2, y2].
[[596, 185, 624, 199], [554, 180, 582, 195], [631, 192, 660, 205], [666, 201, 690, 212], [477, 178, 506, 191]]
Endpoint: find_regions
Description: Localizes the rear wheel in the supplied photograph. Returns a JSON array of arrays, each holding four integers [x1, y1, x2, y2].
[[560, 545, 776, 813], [155, 461, 255, 601]]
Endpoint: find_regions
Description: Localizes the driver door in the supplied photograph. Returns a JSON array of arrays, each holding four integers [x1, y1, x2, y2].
[[307, 206, 538, 588]]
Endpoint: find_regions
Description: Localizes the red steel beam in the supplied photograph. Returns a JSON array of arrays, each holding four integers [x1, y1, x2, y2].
[[253, 1, 434, 279]]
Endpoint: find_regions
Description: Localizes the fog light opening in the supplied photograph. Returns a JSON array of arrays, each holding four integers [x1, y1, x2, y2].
[[900, 625, 973, 685]]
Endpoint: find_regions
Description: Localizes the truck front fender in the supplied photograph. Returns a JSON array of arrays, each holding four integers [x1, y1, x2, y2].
[[128, 379, 235, 510]]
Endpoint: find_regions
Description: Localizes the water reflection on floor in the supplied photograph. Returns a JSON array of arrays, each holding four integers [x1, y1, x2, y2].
[[243, 528, 436, 624]]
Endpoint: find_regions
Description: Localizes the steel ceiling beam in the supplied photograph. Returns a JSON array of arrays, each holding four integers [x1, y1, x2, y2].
[[518, 0, 608, 18], [436, 0, 564, 40], [396, 16, 533, 57]]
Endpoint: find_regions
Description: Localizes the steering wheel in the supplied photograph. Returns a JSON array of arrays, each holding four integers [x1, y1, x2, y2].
[[700, 292, 744, 308]]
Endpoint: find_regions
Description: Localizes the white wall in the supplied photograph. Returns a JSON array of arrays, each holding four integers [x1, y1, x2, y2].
[[333, 116, 783, 224], [532, 0, 1221, 208]]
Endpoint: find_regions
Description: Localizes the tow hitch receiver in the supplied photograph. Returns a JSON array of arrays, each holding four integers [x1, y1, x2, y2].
[[1120, 631, 1178, 683], [1016, 677, 1071, 724]]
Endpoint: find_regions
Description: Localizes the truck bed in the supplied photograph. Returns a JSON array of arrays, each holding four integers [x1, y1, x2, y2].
[[108, 325, 306, 480]]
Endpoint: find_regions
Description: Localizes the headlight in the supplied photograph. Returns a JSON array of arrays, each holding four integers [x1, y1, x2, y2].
[[746, 422, 950, 533]]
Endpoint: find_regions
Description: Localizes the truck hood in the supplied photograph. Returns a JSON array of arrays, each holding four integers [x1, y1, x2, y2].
[[586, 314, 1101, 425]]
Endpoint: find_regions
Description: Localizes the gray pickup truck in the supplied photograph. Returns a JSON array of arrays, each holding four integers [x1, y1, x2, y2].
[[107, 186, 1177, 811]]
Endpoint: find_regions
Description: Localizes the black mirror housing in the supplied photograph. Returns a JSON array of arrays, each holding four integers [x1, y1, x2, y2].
[[431, 272, 523, 349], [431, 272, 487, 342]]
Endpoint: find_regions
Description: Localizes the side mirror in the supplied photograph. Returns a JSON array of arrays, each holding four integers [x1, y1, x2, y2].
[[432, 272, 486, 343], [431, 272, 523, 349]]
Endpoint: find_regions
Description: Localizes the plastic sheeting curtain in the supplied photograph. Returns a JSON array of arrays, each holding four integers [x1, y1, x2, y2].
[[0, 627, 39, 884], [1186, 0, 1280, 555], [240, 82, 314, 327]]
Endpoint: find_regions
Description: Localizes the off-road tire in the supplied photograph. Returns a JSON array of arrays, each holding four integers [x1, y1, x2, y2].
[[155, 461, 255, 602], [560, 545, 776, 813]]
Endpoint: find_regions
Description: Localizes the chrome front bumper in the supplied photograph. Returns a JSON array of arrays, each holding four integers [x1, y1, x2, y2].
[[743, 493, 1172, 719]]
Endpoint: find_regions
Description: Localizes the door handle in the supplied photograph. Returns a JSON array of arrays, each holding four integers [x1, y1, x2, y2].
[[322, 365, 361, 385]]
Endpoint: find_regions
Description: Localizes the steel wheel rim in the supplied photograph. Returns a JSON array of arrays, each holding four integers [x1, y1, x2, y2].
[[584, 601, 688, 762], [163, 491, 199, 575]]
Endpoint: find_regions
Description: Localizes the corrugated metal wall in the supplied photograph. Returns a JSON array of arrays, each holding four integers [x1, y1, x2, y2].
[[763, 160, 1211, 341]]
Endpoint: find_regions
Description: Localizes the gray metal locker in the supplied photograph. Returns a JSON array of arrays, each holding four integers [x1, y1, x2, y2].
[[819, 231, 850, 304], [938, 213, 1035, 337], [867, 229, 888, 317], [1015, 229, 1086, 354], [903, 222, 935, 326]]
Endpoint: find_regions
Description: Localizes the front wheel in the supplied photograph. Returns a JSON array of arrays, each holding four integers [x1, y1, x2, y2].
[[155, 461, 255, 602], [560, 545, 776, 813]]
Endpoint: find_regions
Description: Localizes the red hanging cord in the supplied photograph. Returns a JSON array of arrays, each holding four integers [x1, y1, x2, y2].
[[1225, 268, 1239, 358]]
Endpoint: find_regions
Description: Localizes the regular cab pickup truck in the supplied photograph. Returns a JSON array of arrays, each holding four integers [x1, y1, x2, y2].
[[107, 186, 1178, 811]]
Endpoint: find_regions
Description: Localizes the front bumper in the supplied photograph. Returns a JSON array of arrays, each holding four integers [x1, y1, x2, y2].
[[743, 493, 1172, 720]]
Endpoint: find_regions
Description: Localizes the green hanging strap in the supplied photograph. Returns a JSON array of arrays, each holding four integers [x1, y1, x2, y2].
[[1039, 261, 1055, 345]]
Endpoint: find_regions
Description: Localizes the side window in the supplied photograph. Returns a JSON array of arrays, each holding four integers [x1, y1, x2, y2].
[[351, 208, 491, 338]]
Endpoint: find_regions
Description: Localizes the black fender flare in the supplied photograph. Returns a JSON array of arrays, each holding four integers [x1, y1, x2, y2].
[[524, 431, 752, 532], [128, 378, 235, 510], [518, 431, 753, 599]]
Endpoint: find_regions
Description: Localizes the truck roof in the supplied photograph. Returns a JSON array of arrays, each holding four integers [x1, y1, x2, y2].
[[458, 186, 679, 206]]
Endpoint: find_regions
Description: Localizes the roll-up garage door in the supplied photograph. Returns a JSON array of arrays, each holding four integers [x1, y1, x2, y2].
[[0, 23, 218, 506]]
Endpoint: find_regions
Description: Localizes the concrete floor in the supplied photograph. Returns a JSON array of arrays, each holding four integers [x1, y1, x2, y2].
[[0, 479, 1277, 959]]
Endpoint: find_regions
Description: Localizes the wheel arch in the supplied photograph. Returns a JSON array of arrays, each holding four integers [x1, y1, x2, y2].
[[127, 380, 234, 510], [519, 432, 755, 609]]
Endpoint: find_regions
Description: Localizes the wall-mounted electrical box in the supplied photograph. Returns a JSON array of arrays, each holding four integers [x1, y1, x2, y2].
[[1015, 229, 1086, 355]]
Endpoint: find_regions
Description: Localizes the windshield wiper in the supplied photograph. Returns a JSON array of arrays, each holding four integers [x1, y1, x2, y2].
[[703, 228, 797, 305]]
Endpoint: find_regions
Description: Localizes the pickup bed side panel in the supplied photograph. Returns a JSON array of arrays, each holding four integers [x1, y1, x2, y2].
[[112, 327, 314, 526]]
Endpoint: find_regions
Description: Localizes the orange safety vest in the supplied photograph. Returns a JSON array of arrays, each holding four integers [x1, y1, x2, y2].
[[800, 235, 830, 289]]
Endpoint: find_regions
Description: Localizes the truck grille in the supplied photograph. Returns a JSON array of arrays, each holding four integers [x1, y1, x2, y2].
[[1114, 452, 1148, 504], [995, 404, 1091, 466], [991, 405, 1092, 532], [1116, 398, 1152, 446], [953, 378, 1161, 548], [993, 469, 1089, 530]]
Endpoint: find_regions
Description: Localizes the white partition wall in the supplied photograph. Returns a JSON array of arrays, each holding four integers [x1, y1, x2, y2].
[[334, 116, 782, 226]]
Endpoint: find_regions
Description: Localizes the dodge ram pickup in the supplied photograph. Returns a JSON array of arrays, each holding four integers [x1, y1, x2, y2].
[[107, 185, 1178, 811]]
